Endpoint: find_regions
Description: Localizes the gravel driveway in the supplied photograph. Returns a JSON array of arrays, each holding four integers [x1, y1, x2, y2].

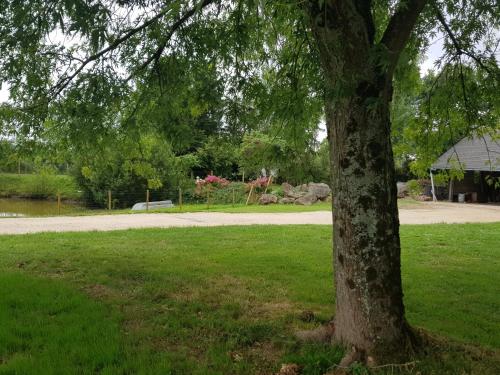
[[1, 202, 500, 235]]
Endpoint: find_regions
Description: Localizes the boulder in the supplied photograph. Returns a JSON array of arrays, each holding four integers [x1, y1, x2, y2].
[[307, 182, 331, 200], [259, 194, 278, 205], [282, 182, 294, 195], [298, 184, 309, 192], [282, 182, 306, 199], [295, 194, 318, 206], [396, 182, 408, 198], [280, 197, 296, 204]]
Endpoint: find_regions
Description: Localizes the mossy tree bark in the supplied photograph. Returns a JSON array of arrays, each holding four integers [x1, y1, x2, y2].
[[306, 0, 428, 362]]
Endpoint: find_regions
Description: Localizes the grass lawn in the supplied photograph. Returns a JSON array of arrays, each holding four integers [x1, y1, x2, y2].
[[61, 198, 422, 217], [0, 224, 498, 374]]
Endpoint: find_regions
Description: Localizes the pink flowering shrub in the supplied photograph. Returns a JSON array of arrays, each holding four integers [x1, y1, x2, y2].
[[248, 176, 270, 190], [195, 175, 230, 195], [204, 175, 229, 185]]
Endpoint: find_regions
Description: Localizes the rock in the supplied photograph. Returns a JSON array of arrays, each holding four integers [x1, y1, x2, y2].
[[295, 194, 318, 205], [397, 182, 408, 198], [416, 194, 432, 201], [282, 182, 306, 199], [259, 194, 278, 205], [298, 310, 315, 322], [307, 182, 331, 200], [280, 197, 296, 204], [282, 182, 294, 195], [276, 363, 301, 375], [299, 184, 309, 192]]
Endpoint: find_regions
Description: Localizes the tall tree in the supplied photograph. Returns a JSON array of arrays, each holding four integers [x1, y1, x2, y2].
[[0, 0, 498, 365]]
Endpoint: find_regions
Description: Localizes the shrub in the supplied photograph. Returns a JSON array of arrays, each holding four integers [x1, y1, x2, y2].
[[407, 179, 423, 197]]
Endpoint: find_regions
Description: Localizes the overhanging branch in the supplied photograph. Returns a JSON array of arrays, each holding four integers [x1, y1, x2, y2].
[[433, 4, 496, 76], [129, 0, 217, 80], [49, 0, 217, 97]]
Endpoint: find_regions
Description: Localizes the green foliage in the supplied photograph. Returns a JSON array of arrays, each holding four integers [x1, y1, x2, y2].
[[238, 131, 329, 184], [406, 179, 423, 197], [393, 65, 500, 178], [0, 173, 80, 200], [195, 136, 239, 178]]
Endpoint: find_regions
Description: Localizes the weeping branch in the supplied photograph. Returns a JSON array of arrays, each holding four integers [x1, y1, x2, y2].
[[433, 4, 497, 76], [49, 0, 217, 97], [129, 0, 217, 80]]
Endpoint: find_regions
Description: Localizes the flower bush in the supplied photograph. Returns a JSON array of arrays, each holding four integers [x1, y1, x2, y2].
[[195, 175, 230, 196], [248, 176, 270, 191]]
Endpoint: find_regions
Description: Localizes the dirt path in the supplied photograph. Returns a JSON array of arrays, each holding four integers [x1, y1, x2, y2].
[[1, 202, 500, 235]]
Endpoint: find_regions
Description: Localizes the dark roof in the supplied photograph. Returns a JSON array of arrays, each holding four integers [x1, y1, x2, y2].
[[431, 133, 500, 172]]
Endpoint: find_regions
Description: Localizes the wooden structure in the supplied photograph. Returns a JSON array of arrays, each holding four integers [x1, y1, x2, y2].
[[431, 133, 500, 203]]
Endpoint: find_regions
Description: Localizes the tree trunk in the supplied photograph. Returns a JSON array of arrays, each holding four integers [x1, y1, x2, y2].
[[325, 83, 413, 361], [305, 0, 424, 362]]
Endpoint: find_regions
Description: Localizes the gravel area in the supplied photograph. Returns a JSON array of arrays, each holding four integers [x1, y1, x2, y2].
[[1, 202, 500, 235]]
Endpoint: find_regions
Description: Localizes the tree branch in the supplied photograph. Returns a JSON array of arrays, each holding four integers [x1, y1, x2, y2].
[[49, 1, 216, 97], [129, 0, 217, 80], [354, 0, 375, 45], [380, 0, 429, 73], [433, 4, 496, 75]]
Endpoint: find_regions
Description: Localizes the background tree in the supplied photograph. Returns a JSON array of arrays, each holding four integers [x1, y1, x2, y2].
[[0, 0, 498, 365]]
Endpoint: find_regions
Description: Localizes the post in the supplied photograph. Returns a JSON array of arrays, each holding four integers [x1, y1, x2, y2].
[[448, 177, 454, 202], [108, 190, 112, 210], [57, 193, 61, 215], [179, 187, 183, 211], [18, 159, 21, 175], [264, 175, 273, 194], [207, 189, 210, 210], [242, 171, 245, 183], [246, 185, 254, 205], [429, 170, 437, 202], [146, 189, 150, 211], [232, 187, 235, 207]]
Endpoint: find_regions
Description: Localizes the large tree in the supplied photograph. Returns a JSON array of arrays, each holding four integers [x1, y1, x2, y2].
[[1, 0, 498, 365]]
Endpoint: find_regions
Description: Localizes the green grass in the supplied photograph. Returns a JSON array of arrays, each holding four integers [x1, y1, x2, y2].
[[0, 173, 81, 200], [55, 198, 422, 217], [0, 224, 498, 374]]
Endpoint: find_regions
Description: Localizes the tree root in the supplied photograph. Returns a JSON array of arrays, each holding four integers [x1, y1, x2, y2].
[[338, 346, 364, 368], [295, 321, 335, 343]]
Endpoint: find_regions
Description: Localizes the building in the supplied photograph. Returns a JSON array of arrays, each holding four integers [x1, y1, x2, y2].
[[431, 133, 500, 202]]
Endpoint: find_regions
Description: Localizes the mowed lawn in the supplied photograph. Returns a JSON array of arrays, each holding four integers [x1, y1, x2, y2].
[[0, 224, 499, 374]]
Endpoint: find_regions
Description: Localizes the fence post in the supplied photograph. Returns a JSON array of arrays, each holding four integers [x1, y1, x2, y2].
[[146, 189, 150, 211], [179, 187, 183, 211], [264, 175, 273, 194], [232, 188, 235, 207], [57, 192, 61, 215], [108, 190, 112, 210], [207, 189, 210, 210], [246, 185, 254, 205]]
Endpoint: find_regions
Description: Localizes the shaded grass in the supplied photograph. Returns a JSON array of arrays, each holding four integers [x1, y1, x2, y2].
[[0, 223, 498, 374]]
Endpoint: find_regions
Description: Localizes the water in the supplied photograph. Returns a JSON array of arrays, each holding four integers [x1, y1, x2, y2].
[[0, 198, 85, 217]]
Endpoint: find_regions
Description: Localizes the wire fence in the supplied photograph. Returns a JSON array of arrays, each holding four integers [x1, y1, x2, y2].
[[0, 184, 268, 217]]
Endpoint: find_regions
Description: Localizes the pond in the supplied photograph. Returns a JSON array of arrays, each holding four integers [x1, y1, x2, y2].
[[0, 198, 86, 217]]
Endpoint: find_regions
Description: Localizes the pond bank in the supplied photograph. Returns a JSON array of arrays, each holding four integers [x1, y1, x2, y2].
[[0, 198, 85, 217], [0, 173, 81, 200]]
